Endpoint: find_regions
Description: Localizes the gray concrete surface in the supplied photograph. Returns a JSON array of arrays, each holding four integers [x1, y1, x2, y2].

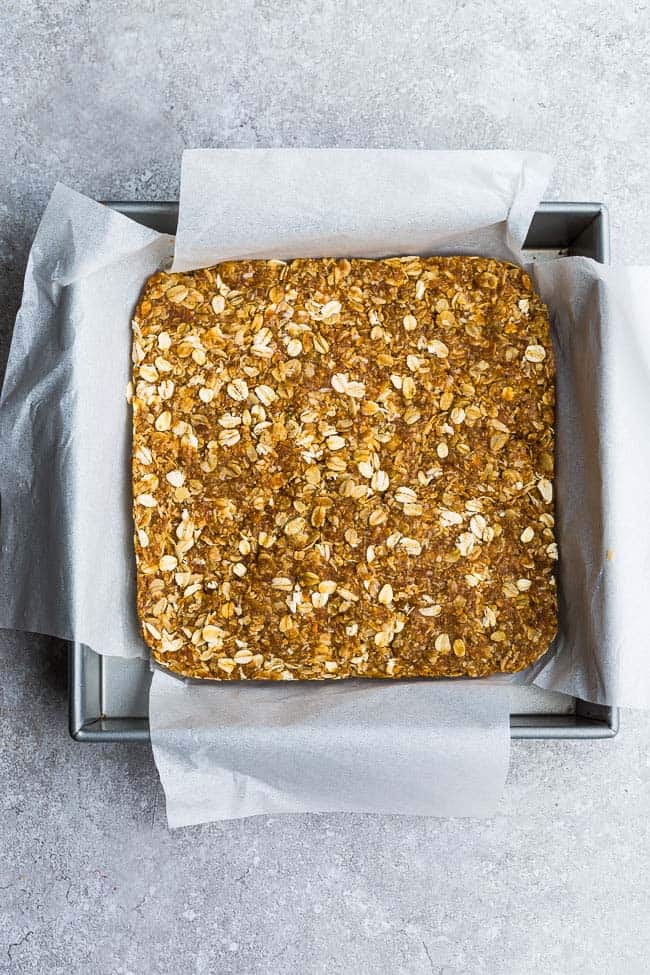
[[1, 1, 650, 972]]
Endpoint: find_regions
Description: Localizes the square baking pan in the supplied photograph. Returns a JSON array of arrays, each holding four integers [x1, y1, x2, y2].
[[69, 200, 618, 742]]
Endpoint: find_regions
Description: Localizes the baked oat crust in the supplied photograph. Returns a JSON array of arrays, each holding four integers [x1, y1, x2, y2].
[[131, 256, 557, 680]]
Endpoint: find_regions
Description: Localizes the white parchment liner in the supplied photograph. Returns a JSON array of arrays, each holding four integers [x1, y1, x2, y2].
[[4, 149, 646, 825], [0, 186, 172, 657], [530, 259, 650, 709], [150, 677, 511, 827]]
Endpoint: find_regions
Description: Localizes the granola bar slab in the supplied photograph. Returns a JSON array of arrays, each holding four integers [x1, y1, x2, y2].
[[131, 256, 556, 680]]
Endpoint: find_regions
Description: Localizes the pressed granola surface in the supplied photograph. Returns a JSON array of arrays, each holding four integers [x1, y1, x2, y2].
[[131, 256, 557, 680]]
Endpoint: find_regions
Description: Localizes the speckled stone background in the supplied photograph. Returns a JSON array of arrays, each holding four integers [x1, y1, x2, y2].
[[2, 2, 650, 973]]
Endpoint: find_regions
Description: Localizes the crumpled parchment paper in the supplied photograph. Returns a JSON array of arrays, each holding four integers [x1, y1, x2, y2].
[[5, 149, 644, 826]]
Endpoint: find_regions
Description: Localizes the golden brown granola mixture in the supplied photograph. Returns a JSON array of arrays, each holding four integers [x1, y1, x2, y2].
[[131, 256, 556, 680]]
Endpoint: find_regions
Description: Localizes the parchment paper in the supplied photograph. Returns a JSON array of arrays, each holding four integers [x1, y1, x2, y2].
[[3, 149, 646, 826], [150, 676, 511, 827], [172, 148, 553, 270], [530, 258, 650, 709], [0, 184, 172, 656]]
